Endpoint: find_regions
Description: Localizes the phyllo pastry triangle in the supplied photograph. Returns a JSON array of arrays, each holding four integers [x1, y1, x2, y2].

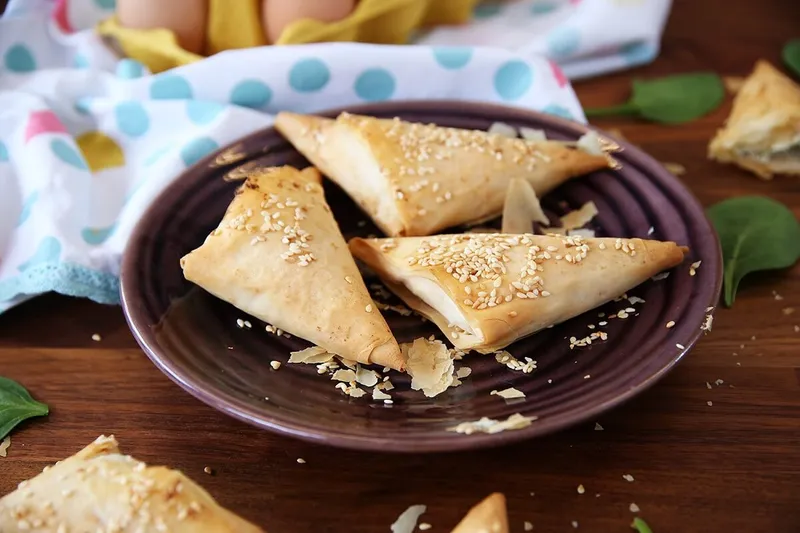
[[275, 111, 613, 237], [349, 233, 688, 353], [180, 165, 404, 370], [709, 60, 800, 178], [0, 436, 265, 533], [451, 493, 509, 533]]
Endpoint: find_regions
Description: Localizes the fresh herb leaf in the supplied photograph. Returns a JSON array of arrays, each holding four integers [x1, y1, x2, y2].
[[585, 72, 725, 124], [631, 517, 653, 533], [0, 376, 49, 440], [783, 39, 800, 78], [706, 196, 800, 307]]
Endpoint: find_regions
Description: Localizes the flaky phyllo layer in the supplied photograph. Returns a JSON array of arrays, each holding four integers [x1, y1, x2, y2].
[[350, 232, 687, 352]]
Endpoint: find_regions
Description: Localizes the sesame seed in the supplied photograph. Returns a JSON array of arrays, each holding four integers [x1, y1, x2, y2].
[[508, 311, 518, 317], [676, 343, 686, 350], [572, 521, 579, 528], [629, 503, 640, 513], [344, 276, 353, 284], [707, 401, 713, 406], [203, 466, 213, 475], [419, 523, 432, 531], [524, 522, 533, 531], [365, 304, 373, 313], [91, 333, 101, 342], [296, 458, 306, 464], [594, 422, 604, 431], [577, 484, 585, 494], [666, 320, 675, 328], [623, 474, 634, 482], [270, 361, 281, 370], [583, 374, 591, 379]]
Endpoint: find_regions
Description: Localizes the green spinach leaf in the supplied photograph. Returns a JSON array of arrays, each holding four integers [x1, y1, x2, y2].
[[0, 376, 49, 440], [706, 196, 800, 307], [585, 72, 725, 124], [783, 39, 800, 78], [631, 518, 653, 533]]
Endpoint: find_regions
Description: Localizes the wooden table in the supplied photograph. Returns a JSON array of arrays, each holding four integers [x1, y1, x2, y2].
[[2, 1, 799, 531]]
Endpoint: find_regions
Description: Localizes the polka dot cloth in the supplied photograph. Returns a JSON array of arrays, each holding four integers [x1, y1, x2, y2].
[[0, 0, 670, 313]]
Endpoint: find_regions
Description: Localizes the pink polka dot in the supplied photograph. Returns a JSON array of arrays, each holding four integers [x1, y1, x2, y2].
[[52, 0, 73, 33], [24, 111, 68, 143], [549, 60, 568, 88]]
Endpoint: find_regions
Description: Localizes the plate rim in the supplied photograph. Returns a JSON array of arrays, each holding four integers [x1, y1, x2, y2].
[[120, 100, 723, 453]]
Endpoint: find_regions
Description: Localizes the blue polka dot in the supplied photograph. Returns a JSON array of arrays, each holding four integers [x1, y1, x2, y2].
[[354, 68, 396, 102], [18, 237, 61, 272], [50, 139, 88, 170], [230, 79, 273, 109], [81, 223, 117, 245], [74, 97, 93, 115], [547, 27, 581, 59], [144, 145, 173, 167], [531, 2, 558, 15], [542, 103, 575, 121], [73, 54, 89, 69], [187, 101, 225, 125], [620, 41, 658, 65], [4, 44, 36, 73], [180, 137, 218, 167], [433, 47, 473, 70], [116, 58, 146, 79], [494, 60, 534, 101], [114, 101, 150, 137], [0, 142, 8, 162], [94, 0, 116, 9], [288, 58, 330, 93], [473, 3, 502, 18], [150, 75, 193, 100], [17, 191, 38, 227]]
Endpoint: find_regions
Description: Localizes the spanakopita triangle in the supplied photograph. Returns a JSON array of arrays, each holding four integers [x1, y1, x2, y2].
[[180, 165, 404, 370], [275, 111, 613, 237], [709, 60, 800, 178], [349, 233, 688, 353]]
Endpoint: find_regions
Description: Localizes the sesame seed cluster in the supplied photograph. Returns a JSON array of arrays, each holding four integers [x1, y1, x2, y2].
[[4, 437, 207, 532], [404, 233, 620, 314], [218, 176, 320, 267], [341, 113, 554, 217]]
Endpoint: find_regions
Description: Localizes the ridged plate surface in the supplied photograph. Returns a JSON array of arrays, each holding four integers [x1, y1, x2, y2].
[[120, 101, 721, 453]]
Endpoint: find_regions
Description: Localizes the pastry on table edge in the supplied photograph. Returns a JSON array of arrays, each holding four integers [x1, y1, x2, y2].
[[350, 233, 688, 353], [180, 165, 404, 370], [451, 493, 509, 533], [708, 60, 800, 179], [0, 435, 264, 533], [275, 111, 614, 237]]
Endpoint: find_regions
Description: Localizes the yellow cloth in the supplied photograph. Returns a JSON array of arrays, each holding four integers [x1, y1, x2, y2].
[[97, 0, 479, 74]]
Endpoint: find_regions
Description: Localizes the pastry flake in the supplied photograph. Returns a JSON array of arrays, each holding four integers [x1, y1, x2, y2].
[[451, 493, 509, 533], [180, 165, 404, 370], [0, 435, 264, 533], [349, 233, 688, 353], [709, 60, 800, 178], [275, 111, 613, 236]]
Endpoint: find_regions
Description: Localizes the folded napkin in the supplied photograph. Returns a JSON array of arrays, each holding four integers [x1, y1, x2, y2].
[[0, 0, 670, 315]]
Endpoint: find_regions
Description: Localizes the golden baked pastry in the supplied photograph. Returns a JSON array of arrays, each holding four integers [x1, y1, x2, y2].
[[709, 60, 800, 178], [0, 435, 264, 533], [451, 493, 509, 533], [180, 165, 404, 370], [275, 112, 613, 236], [350, 233, 688, 353]]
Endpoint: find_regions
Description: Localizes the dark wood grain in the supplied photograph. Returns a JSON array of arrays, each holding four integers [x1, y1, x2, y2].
[[1, 1, 799, 531]]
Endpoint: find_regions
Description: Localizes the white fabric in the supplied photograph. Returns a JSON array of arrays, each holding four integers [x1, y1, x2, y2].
[[0, 0, 670, 314]]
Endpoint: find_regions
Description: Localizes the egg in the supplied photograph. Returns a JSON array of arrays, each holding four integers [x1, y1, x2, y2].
[[117, 0, 208, 55], [262, 0, 356, 44]]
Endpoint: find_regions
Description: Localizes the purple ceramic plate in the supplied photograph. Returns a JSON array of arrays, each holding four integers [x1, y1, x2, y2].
[[120, 101, 721, 453]]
